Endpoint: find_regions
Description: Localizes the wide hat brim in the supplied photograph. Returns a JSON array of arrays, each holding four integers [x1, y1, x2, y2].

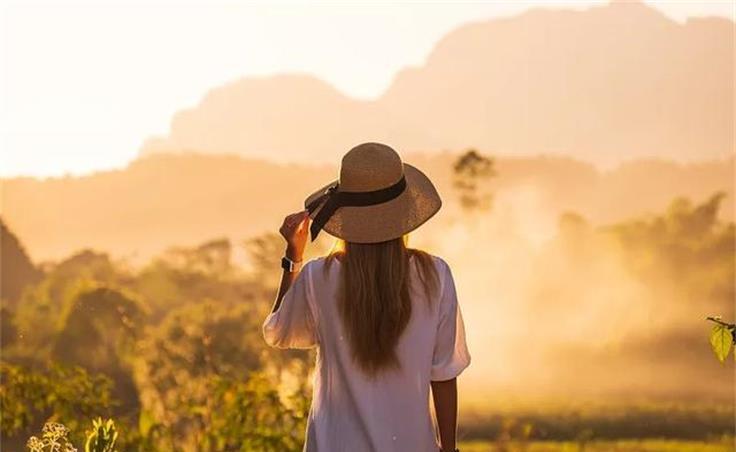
[[303, 163, 442, 243]]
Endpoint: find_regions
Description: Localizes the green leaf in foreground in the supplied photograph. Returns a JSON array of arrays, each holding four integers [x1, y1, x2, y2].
[[709, 324, 733, 363]]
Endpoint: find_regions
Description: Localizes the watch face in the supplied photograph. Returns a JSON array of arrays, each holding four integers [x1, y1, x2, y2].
[[281, 257, 293, 271], [281, 257, 295, 272]]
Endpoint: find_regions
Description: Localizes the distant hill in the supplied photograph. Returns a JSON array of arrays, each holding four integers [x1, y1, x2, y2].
[[0, 219, 42, 305], [1, 152, 732, 263], [141, 1, 733, 166]]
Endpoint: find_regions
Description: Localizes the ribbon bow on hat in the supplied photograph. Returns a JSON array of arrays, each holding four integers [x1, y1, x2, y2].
[[305, 175, 407, 242]]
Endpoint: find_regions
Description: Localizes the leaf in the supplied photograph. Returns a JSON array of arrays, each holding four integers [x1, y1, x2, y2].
[[709, 324, 733, 363], [138, 410, 155, 437]]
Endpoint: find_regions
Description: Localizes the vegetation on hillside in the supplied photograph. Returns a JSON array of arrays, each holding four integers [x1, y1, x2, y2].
[[0, 152, 733, 449]]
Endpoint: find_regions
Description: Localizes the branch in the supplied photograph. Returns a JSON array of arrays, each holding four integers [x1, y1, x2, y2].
[[706, 316, 735, 329]]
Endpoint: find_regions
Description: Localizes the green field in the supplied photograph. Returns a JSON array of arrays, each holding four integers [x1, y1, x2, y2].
[[459, 438, 735, 452]]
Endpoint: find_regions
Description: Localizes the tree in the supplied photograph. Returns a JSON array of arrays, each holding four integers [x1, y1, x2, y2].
[[12, 250, 128, 360], [0, 363, 114, 449], [132, 300, 302, 449], [50, 284, 147, 418], [201, 373, 309, 452], [160, 238, 233, 276], [0, 218, 42, 307], [452, 149, 496, 212], [606, 192, 735, 311]]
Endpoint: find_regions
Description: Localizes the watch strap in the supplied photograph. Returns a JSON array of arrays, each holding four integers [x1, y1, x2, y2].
[[281, 256, 303, 272]]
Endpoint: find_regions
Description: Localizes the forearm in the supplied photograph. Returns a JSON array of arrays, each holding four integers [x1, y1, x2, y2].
[[431, 378, 458, 452], [268, 245, 302, 314]]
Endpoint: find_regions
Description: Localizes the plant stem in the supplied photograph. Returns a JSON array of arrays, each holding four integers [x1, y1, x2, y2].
[[706, 316, 735, 329]]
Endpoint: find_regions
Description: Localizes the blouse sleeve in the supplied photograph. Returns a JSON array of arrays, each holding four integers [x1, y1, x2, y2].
[[431, 260, 471, 381], [262, 260, 318, 349]]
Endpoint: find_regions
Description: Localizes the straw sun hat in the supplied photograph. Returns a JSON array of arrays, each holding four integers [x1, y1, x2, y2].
[[304, 142, 442, 243]]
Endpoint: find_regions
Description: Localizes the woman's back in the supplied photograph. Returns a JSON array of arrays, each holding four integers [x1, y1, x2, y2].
[[265, 142, 470, 452], [263, 252, 470, 452]]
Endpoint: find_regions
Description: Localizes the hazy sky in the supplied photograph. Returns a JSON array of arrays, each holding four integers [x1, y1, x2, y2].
[[1, 1, 734, 178]]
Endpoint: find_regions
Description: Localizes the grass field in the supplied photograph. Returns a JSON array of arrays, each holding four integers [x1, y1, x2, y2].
[[458, 439, 736, 452]]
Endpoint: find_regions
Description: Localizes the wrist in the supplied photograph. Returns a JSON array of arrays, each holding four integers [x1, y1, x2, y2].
[[285, 246, 303, 262]]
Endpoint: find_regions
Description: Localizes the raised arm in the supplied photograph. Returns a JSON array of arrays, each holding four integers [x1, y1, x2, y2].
[[268, 210, 309, 314], [431, 378, 458, 452]]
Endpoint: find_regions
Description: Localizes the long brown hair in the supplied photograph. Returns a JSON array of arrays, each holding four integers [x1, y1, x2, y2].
[[324, 235, 439, 377]]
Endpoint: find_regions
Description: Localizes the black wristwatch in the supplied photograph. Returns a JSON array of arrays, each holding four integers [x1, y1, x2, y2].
[[281, 256, 302, 273]]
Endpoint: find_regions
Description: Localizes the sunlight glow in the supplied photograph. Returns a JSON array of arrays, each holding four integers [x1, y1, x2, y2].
[[1, 1, 733, 178]]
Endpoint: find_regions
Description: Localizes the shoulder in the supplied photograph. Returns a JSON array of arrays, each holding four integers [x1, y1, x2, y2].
[[299, 256, 323, 276], [300, 255, 339, 282], [409, 249, 451, 274], [429, 255, 453, 289], [302, 255, 335, 270], [430, 254, 451, 272], [409, 250, 454, 297]]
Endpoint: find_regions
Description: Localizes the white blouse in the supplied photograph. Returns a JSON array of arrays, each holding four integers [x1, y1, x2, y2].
[[262, 253, 471, 452]]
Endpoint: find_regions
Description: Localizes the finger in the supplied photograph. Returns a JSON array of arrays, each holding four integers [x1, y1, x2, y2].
[[296, 218, 308, 233], [287, 213, 303, 225], [287, 211, 305, 225]]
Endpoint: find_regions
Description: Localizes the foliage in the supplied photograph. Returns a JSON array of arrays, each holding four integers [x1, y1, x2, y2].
[[160, 238, 233, 276], [452, 149, 496, 212], [460, 402, 734, 442], [200, 372, 309, 452], [0, 363, 114, 442], [2, 187, 734, 450], [706, 317, 735, 363], [131, 296, 311, 450], [607, 194, 734, 354], [26, 422, 77, 452], [132, 301, 263, 438], [84, 417, 118, 452], [2, 232, 315, 450], [494, 417, 534, 452], [243, 233, 287, 289], [133, 238, 260, 324], [0, 217, 43, 306], [12, 250, 129, 359], [53, 283, 146, 366], [25, 418, 120, 452], [607, 193, 734, 297], [1, 306, 19, 348]]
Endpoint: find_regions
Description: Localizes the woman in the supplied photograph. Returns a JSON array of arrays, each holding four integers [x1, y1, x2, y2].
[[263, 142, 471, 452]]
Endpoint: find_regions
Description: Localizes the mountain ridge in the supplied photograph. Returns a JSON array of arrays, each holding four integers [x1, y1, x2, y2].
[[140, 1, 734, 166]]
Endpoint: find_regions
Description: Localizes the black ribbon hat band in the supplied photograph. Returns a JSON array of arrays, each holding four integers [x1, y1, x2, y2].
[[306, 175, 407, 241]]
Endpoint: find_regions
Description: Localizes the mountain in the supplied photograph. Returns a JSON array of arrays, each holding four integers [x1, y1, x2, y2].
[[1, 152, 732, 263], [141, 1, 734, 166]]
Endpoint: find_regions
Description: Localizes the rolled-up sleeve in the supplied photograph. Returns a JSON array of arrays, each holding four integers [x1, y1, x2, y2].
[[431, 260, 471, 381], [262, 261, 317, 349]]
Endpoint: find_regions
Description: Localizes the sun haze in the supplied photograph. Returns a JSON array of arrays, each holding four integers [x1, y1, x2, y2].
[[1, 0, 733, 178]]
